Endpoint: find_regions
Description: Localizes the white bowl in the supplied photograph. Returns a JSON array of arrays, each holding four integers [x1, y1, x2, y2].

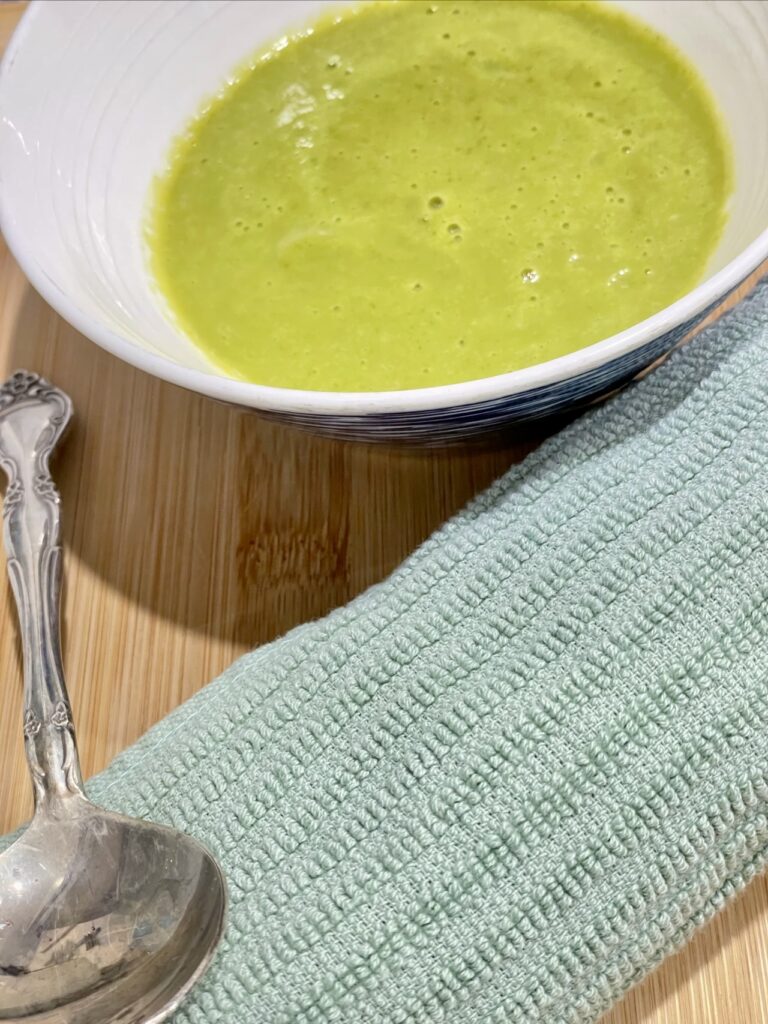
[[1, 0, 767, 442]]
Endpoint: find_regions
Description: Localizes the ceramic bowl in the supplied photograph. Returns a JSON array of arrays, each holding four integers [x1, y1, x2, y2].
[[1, 0, 767, 442]]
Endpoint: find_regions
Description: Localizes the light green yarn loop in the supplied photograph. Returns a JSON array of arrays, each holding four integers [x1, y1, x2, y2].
[[10, 281, 768, 1022]]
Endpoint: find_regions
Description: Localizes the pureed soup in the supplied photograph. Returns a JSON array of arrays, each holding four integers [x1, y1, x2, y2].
[[148, 0, 732, 392]]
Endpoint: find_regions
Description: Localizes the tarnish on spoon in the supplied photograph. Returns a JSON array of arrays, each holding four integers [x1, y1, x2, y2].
[[0, 371, 226, 1024]]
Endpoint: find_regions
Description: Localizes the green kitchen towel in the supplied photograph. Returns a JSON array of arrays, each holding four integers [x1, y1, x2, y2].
[[54, 280, 768, 1020]]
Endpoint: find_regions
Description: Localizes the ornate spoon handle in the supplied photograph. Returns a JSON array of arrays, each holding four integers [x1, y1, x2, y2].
[[0, 371, 82, 809]]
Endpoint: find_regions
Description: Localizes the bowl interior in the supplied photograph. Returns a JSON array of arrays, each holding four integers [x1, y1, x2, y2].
[[1, 0, 767, 390]]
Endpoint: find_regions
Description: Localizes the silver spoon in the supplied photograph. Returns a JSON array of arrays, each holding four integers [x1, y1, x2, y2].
[[0, 372, 226, 1023]]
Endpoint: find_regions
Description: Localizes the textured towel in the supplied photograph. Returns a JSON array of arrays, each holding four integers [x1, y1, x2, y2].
[[37, 281, 768, 1021]]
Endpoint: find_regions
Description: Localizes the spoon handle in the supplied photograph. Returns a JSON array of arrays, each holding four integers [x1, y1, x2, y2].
[[0, 371, 82, 808]]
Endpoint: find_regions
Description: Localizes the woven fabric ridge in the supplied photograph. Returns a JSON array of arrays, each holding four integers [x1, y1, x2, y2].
[[46, 280, 768, 1021]]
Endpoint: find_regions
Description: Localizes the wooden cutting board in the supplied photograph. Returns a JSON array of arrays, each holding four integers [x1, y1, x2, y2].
[[0, 4, 766, 1021]]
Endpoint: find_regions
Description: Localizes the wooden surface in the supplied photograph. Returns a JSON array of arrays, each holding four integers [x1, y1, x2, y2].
[[1, 3, 767, 1020]]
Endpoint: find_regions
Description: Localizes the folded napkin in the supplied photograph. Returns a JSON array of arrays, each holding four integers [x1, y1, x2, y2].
[[66, 280, 768, 1020]]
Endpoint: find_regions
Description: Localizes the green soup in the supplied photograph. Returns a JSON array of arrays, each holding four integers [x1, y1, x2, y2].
[[148, 0, 732, 392]]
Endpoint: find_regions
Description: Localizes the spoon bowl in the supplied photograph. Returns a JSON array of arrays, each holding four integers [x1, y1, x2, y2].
[[0, 798, 225, 1023], [0, 372, 226, 1023]]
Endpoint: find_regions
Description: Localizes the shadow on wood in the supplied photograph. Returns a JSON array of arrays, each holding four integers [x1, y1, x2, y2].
[[7, 283, 547, 648]]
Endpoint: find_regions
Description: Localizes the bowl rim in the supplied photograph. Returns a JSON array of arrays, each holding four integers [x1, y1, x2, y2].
[[2, 0, 768, 418]]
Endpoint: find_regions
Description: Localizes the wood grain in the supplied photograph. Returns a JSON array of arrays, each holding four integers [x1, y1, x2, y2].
[[0, 4, 766, 1020]]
